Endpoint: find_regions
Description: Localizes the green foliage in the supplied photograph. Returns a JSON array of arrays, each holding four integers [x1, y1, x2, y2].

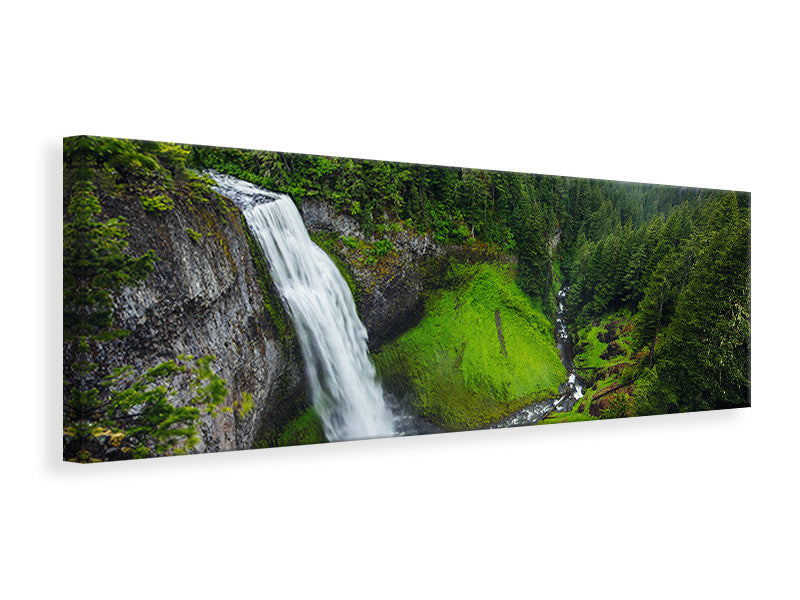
[[600, 394, 629, 420], [364, 238, 394, 266], [341, 235, 360, 249], [564, 186, 750, 416], [373, 238, 393, 257], [141, 194, 175, 212], [514, 195, 549, 299], [238, 392, 255, 418], [187, 228, 203, 242], [100, 355, 227, 457], [156, 143, 191, 170], [276, 407, 326, 446], [632, 206, 750, 414], [64, 136, 162, 184], [572, 309, 635, 374], [63, 180, 156, 341], [63, 136, 231, 462], [188, 146, 561, 281]]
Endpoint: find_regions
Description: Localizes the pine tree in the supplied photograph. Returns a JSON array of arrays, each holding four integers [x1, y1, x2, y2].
[[63, 137, 228, 461], [514, 195, 549, 300], [656, 215, 750, 411]]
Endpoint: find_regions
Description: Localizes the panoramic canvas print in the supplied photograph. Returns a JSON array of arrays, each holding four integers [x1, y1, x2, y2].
[[63, 136, 751, 462]]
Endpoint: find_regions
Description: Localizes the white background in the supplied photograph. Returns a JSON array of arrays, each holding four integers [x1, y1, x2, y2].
[[2, 1, 797, 598]]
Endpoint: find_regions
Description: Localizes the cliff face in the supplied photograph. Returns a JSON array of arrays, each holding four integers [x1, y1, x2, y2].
[[300, 197, 445, 350], [90, 185, 500, 455], [90, 183, 444, 457], [103, 191, 305, 454]]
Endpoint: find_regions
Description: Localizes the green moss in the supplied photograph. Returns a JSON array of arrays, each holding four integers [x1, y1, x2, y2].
[[141, 194, 174, 212], [275, 406, 326, 446], [186, 228, 202, 242], [237, 392, 254, 418], [373, 262, 565, 431], [539, 410, 596, 425], [364, 238, 393, 265], [552, 259, 563, 289]]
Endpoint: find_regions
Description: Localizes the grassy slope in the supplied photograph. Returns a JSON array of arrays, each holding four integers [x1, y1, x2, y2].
[[373, 262, 565, 431]]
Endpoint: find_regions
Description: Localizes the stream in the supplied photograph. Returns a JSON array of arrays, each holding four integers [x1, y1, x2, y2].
[[492, 286, 585, 428]]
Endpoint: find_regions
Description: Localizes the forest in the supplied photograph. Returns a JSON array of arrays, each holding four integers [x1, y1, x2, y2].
[[189, 142, 751, 418], [63, 136, 750, 461]]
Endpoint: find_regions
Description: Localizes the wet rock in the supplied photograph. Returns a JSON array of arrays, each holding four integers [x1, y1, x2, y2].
[[88, 187, 306, 455], [301, 197, 364, 239], [301, 197, 446, 350]]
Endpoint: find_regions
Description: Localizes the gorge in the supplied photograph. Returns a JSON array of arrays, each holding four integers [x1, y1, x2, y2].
[[62, 136, 751, 462], [212, 172, 586, 443]]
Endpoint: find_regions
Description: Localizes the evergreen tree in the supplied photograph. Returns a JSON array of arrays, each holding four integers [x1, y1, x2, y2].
[[635, 214, 750, 413], [64, 137, 228, 461], [514, 196, 548, 299]]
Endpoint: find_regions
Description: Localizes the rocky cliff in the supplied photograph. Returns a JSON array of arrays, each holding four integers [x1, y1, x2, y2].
[[300, 197, 445, 350], [102, 190, 306, 454], [87, 183, 504, 456]]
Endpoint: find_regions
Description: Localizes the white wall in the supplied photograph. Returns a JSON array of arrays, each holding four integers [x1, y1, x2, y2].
[[4, 2, 795, 598]]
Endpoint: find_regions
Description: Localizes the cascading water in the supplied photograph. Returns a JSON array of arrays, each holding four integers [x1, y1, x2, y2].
[[210, 172, 395, 442]]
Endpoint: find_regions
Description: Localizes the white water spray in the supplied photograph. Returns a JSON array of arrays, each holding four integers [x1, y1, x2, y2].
[[211, 173, 395, 442]]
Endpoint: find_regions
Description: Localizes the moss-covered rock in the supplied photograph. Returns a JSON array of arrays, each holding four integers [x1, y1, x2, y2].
[[373, 263, 565, 431]]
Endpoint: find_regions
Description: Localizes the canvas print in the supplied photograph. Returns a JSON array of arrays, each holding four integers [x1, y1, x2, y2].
[[63, 136, 751, 462]]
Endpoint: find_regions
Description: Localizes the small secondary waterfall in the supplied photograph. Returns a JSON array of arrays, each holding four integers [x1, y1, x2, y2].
[[210, 172, 395, 442]]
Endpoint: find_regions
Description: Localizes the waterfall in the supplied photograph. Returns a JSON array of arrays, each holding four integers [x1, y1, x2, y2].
[[210, 172, 396, 442]]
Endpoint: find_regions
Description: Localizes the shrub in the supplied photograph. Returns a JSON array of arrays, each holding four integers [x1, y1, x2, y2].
[[342, 236, 360, 249]]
